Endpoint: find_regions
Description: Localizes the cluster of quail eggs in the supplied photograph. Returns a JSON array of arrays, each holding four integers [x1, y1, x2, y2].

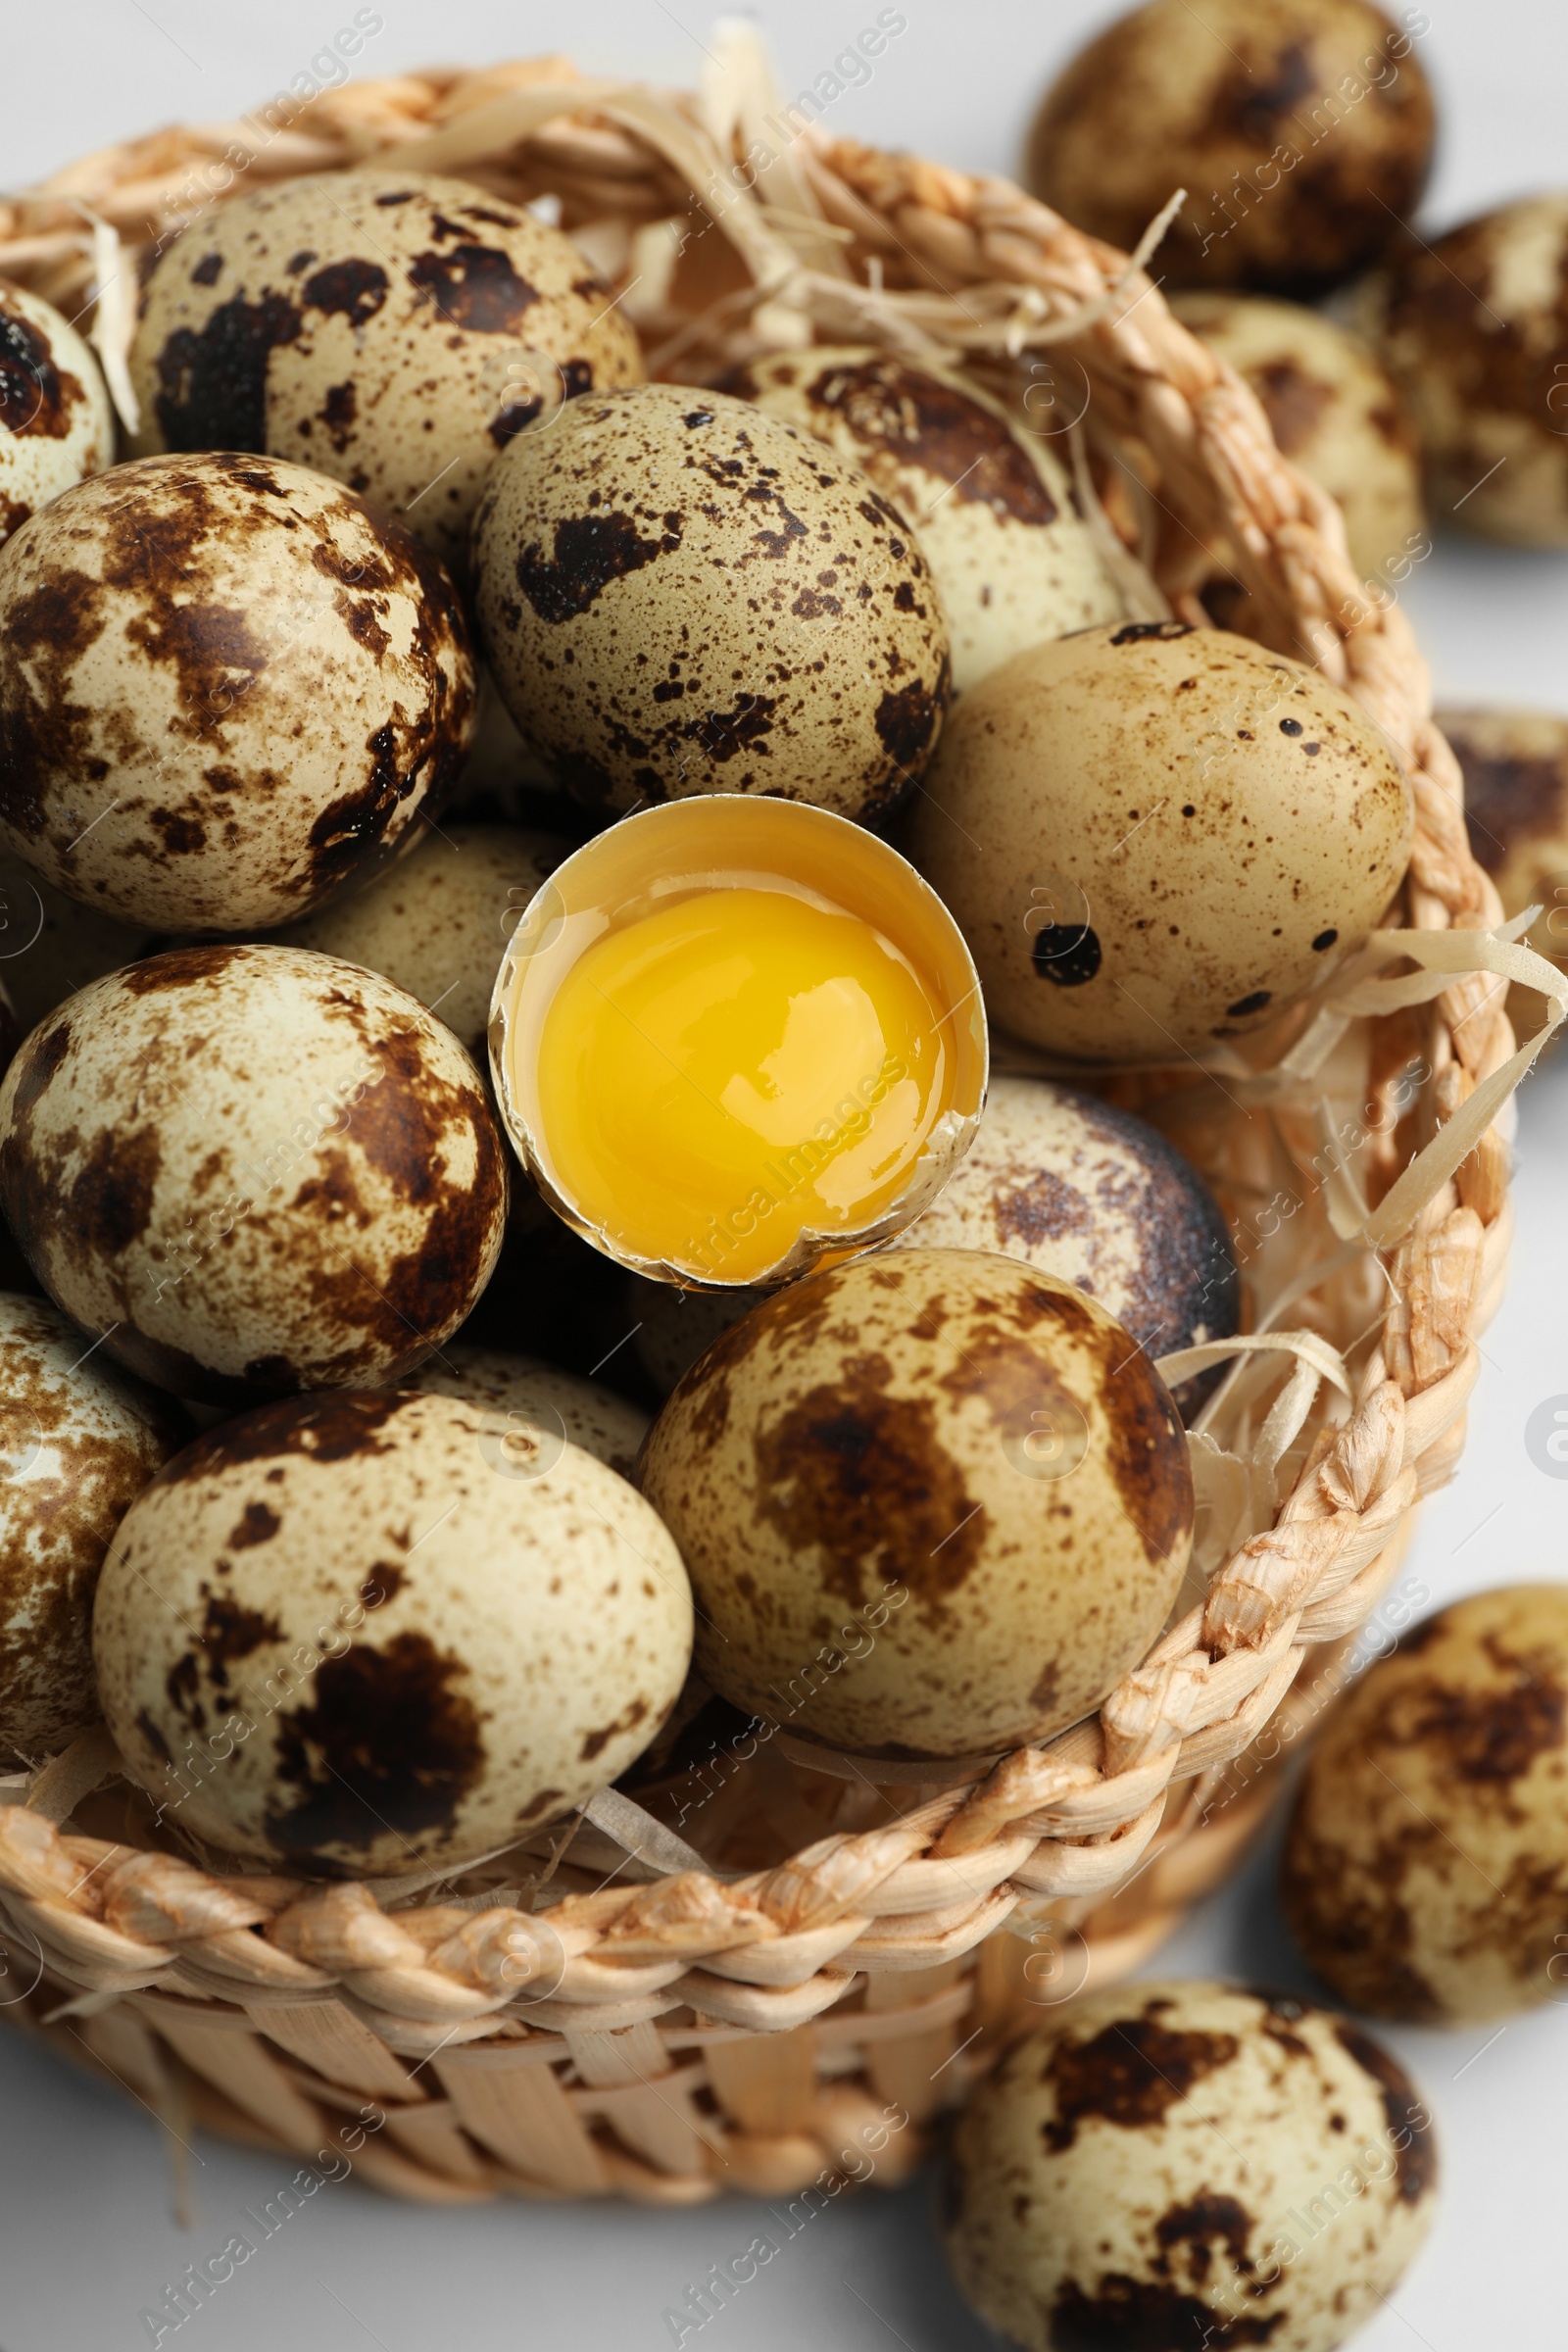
[[0, 35, 1539, 2338]]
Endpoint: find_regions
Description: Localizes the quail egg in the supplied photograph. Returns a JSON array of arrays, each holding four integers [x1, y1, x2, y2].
[[470, 383, 951, 818], [1283, 1584, 1568, 2024], [638, 1247, 1191, 1759], [723, 346, 1122, 691], [0, 279, 115, 547], [1445, 705, 1568, 979], [1027, 0, 1435, 296], [1172, 292, 1425, 584], [91, 1388, 692, 1873], [130, 168, 645, 572], [905, 621, 1414, 1062], [0, 944, 507, 1404], [0, 1292, 186, 1762], [629, 1278, 757, 1399], [0, 864, 153, 1038], [891, 1075, 1239, 1418], [407, 1342, 650, 1482], [946, 1980, 1438, 2352], [272, 821, 571, 1065], [0, 450, 474, 933], [1371, 194, 1568, 545]]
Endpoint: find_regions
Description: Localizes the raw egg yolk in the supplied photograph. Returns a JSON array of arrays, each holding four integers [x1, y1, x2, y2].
[[533, 884, 955, 1282]]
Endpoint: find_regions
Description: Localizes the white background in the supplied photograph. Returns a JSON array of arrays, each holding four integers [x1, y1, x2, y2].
[[3, 4, 1567, 2347]]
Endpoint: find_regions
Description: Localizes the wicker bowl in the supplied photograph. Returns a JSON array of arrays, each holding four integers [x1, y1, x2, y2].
[[1, 40, 1563, 2208]]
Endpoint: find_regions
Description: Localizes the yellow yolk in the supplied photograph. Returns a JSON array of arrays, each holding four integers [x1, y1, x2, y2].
[[532, 884, 955, 1281]]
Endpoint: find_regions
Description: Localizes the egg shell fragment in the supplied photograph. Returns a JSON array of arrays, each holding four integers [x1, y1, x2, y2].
[[407, 1342, 650, 1483], [945, 1980, 1438, 2352], [1171, 292, 1425, 586], [905, 622, 1414, 1063], [1283, 1584, 1568, 2024], [129, 168, 645, 571], [0, 944, 508, 1404], [724, 346, 1122, 691], [0, 1292, 187, 1761], [1027, 0, 1435, 296], [272, 821, 571, 1065], [470, 383, 951, 818], [638, 1247, 1191, 1760], [0, 278, 115, 548], [91, 1388, 693, 1874], [893, 1075, 1240, 1417], [0, 450, 475, 933]]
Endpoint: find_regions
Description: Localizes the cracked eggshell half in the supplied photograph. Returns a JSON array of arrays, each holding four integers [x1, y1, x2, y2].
[[905, 621, 1413, 1063], [469, 382, 951, 819], [487, 795, 988, 1291], [129, 168, 645, 572], [0, 944, 508, 1404], [946, 1980, 1438, 2352], [0, 1292, 188, 1761], [638, 1247, 1191, 1759], [0, 450, 475, 933], [0, 279, 115, 550], [91, 1388, 693, 1874], [725, 344, 1123, 691]]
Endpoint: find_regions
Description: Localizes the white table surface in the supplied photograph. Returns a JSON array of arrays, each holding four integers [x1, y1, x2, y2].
[[3, 5, 1567, 2346]]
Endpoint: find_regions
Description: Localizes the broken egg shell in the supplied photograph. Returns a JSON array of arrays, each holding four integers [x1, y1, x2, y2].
[[406, 1342, 650, 1483], [1283, 1583, 1568, 2024], [469, 382, 951, 818], [0, 450, 475, 933], [0, 1291, 187, 1761], [945, 1979, 1437, 2352], [905, 622, 1414, 1064], [488, 795, 987, 1293], [129, 168, 645, 572], [90, 1387, 692, 1874], [723, 345, 1122, 691], [0, 944, 508, 1405], [637, 1247, 1192, 1759], [0, 278, 116, 550]]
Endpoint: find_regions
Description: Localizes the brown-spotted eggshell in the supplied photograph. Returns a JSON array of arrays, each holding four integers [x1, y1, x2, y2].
[[946, 1980, 1437, 2352], [638, 1247, 1191, 1759], [905, 622, 1413, 1062], [129, 169, 645, 571], [0, 1292, 187, 1761], [0, 944, 508, 1403], [0, 279, 115, 548], [90, 1388, 692, 1873], [1283, 1584, 1568, 2024], [470, 383, 951, 818], [0, 450, 475, 932], [407, 1342, 650, 1483]]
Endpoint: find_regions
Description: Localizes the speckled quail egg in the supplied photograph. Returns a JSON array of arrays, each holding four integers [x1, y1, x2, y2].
[[272, 822, 571, 1065], [0, 1292, 186, 1762], [407, 1342, 650, 1483], [946, 1980, 1438, 2352], [905, 621, 1414, 1063], [722, 347, 1122, 692], [1371, 194, 1568, 545], [629, 1278, 757, 1399], [1445, 705, 1568, 979], [0, 944, 507, 1404], [0, 863, 153, 1038], [891, 1075, 1239, 1419], [1283, 1585, 1568, 2024], [470, 383, 951, 818], [0, 450, 474, 933], [1172, 293, 1425, 583], [1027, 0, 1435, 296], [0, 279, 115, 548], [129, 168, 645, 573], [91, 1387, 692, 1873], [638, 1246, 1191, 1759]]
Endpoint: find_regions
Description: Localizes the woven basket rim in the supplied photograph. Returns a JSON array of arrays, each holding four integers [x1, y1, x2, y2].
[[2, 49, 1565, 2099]]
